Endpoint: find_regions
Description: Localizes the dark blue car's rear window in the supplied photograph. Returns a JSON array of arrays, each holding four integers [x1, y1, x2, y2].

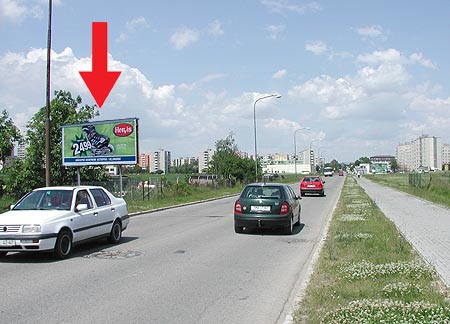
[[241, 186, 283, 199]]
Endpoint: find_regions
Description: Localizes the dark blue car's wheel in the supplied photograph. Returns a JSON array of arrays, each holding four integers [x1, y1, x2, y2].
[[284, 217, 293, 235]]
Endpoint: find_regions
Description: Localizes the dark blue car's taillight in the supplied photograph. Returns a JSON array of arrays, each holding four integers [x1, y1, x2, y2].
[[234, 201, 242, 214], [280, 202, 289, 215]]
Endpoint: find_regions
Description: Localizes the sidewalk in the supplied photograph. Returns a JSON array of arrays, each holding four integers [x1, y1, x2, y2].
[[357, 177, 450, 287]]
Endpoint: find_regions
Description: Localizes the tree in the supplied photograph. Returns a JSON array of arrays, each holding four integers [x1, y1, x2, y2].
[[5, 90, 109, 196], [0, 110, 22, 165], [390, 157, 398, 173], [328, 159, 341, 171], [209, 133, 254, 184], [170, 161, 198, 174]]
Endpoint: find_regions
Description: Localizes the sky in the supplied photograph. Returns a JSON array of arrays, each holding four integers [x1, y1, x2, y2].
[[1, 0, 450, 163]]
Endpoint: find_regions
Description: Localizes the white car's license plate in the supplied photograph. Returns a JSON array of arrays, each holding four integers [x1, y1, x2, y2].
[[251, 205, 271, 212], [0, 240, 15, 246]]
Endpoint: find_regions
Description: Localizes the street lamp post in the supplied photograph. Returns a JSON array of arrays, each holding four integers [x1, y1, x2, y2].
[[318, 146, 328, 173], [309, 139, 322, 173], [45, 0, 53, 187], [253, 93, 281, 182], [293, 127, 310, 175]]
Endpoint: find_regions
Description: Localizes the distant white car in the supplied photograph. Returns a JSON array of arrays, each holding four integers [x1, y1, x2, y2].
[[323, 167, 333, 177], [0, 186, 129, 259]]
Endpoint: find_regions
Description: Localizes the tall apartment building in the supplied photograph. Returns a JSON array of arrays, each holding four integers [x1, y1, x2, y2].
[[138, 153, 150, 170], [395, 135, 442, 171], [297, 149, 312, 165], [172, 157, 197, 167], [198, 149, 214, 173], [442, 144, 450, 166], [396, 142, 412, 171], [16, 142, 27, 159], [149, 149, 171, 174]]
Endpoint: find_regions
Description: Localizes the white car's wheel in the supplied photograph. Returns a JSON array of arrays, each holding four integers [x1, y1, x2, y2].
[[108, 220, 122, 244], [53, 230, 72, 259]]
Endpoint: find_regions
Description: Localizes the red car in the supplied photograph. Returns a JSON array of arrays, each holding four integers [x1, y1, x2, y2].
[[300, 176, 325, 197]]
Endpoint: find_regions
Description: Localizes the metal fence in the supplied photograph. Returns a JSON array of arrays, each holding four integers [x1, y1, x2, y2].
[[408, 172, 450, 189]]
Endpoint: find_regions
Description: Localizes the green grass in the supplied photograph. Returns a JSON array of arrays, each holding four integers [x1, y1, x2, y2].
[[295, 176, 450, 323], [366, 172, 450, 208], [125, 173, 303, 213], [125, 184, 243, 214]]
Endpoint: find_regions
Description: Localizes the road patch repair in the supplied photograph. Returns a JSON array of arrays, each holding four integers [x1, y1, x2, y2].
[[83, 250, 141, 259]]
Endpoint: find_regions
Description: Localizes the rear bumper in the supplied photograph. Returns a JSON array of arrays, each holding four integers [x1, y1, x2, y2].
[[234, 214, 291, 229], [301, 188, 324, 195]]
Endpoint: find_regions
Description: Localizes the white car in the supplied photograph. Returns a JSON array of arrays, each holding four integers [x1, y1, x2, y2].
[[0, 186, 129, 259]]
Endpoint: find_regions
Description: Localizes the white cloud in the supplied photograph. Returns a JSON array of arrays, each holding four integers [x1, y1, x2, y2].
[[207, 20, 224, 35], [356, 25, 384, 38], [265, 24, 285, 40], [357, 48, 404, 65], [305, 40, 328, 55], [261, 0, 321, 14], [117, 16, 150, 42], [272, 69, 287, 79], [357, 64, 410, 90], [0, 0, 43, 23], [264, 118, 298, 129], [357, 48, 436, 69], [170, 27, 200, 50], [409, 52, 437, 69]]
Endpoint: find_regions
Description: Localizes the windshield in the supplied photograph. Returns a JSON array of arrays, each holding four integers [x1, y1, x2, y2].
[[241, 186, 283, 199], [13, 189, 73, 211], [303, 177, 320, 182]]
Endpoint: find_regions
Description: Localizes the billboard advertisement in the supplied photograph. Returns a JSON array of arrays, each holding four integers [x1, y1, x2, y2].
[[62, 118, 138, 166]]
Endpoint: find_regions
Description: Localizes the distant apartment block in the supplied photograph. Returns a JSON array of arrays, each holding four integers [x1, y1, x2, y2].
[[442, 144, 450, 166], [16, 141, 27, 160], [172, 156, 197, 168], [396, 135, 443, 171], [236, 150, 249, 159], [138, 153, 150, 170], [149, 149, 171, 174], [297, 149, 311, 165], [198, 149, 214, 173]]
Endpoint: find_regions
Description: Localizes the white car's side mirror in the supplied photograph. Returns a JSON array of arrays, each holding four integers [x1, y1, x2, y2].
[[76, 204, 88, 212]]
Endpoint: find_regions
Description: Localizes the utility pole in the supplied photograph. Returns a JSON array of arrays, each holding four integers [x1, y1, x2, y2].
[[45, 0, 53, 186]]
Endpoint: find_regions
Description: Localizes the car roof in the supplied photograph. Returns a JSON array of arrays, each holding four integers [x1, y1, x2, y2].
[[302, 176, 322, 181], [245, 182, 286, 187], [33, 186, 106, 191]]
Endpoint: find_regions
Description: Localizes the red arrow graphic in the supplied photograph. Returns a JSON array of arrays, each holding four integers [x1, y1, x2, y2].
[[79, 22, 121, 108]]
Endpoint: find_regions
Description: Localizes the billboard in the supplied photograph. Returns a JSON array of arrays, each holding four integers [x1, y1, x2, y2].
[[62, 118, 138, 166]]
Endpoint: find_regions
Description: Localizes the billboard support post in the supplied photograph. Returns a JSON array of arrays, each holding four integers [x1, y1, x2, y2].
[[119, 165, 123, 197], [77, 167, 81, 186]]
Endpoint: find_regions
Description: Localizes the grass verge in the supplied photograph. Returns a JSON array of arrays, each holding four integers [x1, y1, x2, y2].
[[366, 173, 450, 209], [295, 175, 450, 323]]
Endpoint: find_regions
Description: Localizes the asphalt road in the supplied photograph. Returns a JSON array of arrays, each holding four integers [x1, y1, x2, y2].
[[0, 176, 344, 324]]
